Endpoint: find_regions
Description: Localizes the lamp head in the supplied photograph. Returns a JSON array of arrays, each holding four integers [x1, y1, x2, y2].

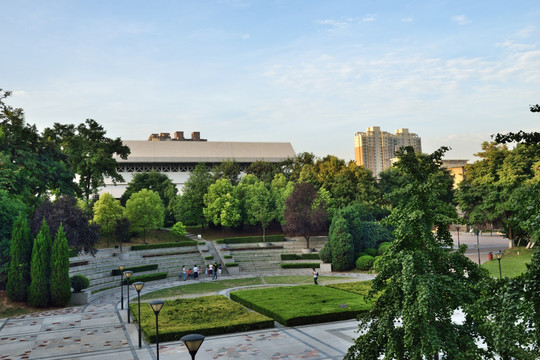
[[123, 270, 134, 279], [149, 300, 165, 315], [132, 281, 145, 293], [118, 264, 126, 271], [181, 334, 205, 356], [495, 251, 503, 260]]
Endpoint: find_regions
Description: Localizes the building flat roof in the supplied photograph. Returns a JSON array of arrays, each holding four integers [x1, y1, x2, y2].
[[116, 140, 296, 163]]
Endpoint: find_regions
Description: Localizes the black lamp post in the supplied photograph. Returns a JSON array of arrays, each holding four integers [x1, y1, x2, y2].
[[181, 334, 206, 360], [475, 229, 481, 266], [123, 270, 134, 323], [456, 226, 461, 247], [132, 281, 145, 348], [118, 264, 125, 309], [495, 251, 503, 279], [149, 300, 165, 360]]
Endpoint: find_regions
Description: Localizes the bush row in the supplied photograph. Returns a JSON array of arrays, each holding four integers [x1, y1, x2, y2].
[[124, 272, 168, 285], [112, 264, 158, 276], [142, 250, 200, 258], [280, 253, 320, 260], [281, 263, 320, 269], [131, 241, 196, 251], [225, 263, 239, 267], [216, 235, 285, 244]]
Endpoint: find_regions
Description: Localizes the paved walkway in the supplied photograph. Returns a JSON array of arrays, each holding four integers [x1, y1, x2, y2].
[[0, 272, 375, 360]]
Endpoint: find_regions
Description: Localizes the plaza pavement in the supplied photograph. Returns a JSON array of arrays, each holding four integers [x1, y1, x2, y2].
[[0, 272, 375, 360]]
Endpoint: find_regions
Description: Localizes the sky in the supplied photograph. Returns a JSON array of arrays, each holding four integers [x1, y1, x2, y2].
[[1, 0, 539, 163]]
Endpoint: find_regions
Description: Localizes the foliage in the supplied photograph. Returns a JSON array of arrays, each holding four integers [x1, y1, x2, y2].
[[7, 214, 32, 301], [93, 193, 124, 235], [355, 255, 375, 271], [111, 264, 158, 276], [114, 217, 131, 250], [125, 189, 165, 239], [378, 243, 392, 256], [130, 241, 196, 250], [170, 221, 186, 237], [43, 119, 130, 201], [270, 173, 294, 224], [329, 215, 355, 271], [50, 225, 72, 306], [280, 253, 320, 260], [0, 191, 26, 289], [280, 262, 321, 268], [134, 296, 274, 343], [346, 147, 487, 360], [225, 262, 239, 267], [319, 242, 332, 263], [173, 163, 214, 226], [120, 171, 177, 226], [213, 159, 241, 185], [244, 180, 275, 241], [246, 160, 281, 183], [364, 248, 377, 257], [28, 219, 52, 307], [230, 285, 372, 327], [70, 274, 90, 292], [282, 182, 327, 249], [31, 196, 100, 255], [216, 234, 284, 244], [203, 178, 242, 228]]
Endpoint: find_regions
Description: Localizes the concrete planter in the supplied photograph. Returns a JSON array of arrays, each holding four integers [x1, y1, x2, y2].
[[198, 245, 209, 252], [258, 242, 273, 248], [70, 290, 91, 305], [319, 263, 332, 273], [301, 248, 315, 254], [227, 266, 240, 275]]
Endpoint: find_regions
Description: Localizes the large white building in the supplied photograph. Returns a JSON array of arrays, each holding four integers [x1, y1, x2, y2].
[[100, 131, 296, 197], [354, 126, 422, 177]]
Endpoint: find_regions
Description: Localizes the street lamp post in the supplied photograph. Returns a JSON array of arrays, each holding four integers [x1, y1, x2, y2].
[[149, 300, 165, 360], [181, 334, 206, 360], [495, 251, 504, 279], [132, 282, 145, 348], [456, 226, 461, 247], [123, 270, 134, 323], [118, 264, 125, 309]]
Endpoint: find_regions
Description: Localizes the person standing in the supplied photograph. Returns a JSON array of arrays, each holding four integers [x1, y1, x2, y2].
[[217, 263, 222, 277], [182, 265, 187, 281], [193, 265, 199, 280], [212, 263, 218, 280], [312, 268, 319, 285]]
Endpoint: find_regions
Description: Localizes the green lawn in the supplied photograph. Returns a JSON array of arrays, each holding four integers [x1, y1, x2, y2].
[[481, 247, 536, 278], [230, 283, 373, 326], [131, 295, 274, 343]]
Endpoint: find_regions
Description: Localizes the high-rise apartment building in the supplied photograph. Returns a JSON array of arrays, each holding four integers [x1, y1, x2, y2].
[[354, 126, 421, 176]]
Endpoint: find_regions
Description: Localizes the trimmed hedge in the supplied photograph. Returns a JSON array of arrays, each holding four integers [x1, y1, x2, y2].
[[131, 241, 196, 251], [204, 255, 214, 260], [224, 255, 233, 259], [356, 255, 375, 271], [112, 264, 158, 276], [123, 272, 168, 285], [281, 263, 320, 269], [71, 274, 90, 292], [68, 248, 79, 257], [216, 235, 285, 244], [280, 253, 321, 261], [226, 246, 283, 251], [225, 263, 239, 267], [69, 260, 89, 268], [142, 250, 199, 258]]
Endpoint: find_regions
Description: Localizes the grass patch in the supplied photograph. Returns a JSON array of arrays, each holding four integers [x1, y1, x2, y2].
[[482, 247, 537, 278], [140, 277, 264, 300], [262, 275, 344, 285], [132, 295, 274, 342], [230, 285, 373, 326]]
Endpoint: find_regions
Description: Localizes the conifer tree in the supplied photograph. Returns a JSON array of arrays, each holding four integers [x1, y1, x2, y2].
[[328, 215, 355, 271], [28, 219, 52, 308], [6, 214, 33, 301], [50, 224, 71, 306]]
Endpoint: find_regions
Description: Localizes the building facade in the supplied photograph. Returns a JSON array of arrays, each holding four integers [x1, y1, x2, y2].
[[354, 126, 422, 176], [100, 131, 295, 197]]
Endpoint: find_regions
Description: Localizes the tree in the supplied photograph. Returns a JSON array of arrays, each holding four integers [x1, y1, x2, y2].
[[7, 214, 32, 301], [44, 119, 130, 202], [125, 189, 165, 241], [173, 163, 214, 227], [170, 221, 186, 238], [346, 147, 487, 360], [245, 180, 275, 241], [114, 218, 131, 251], [270, 173, 294, 225], [212, 159, 241, 185], [93, 193, 125, 245], [0, 190, 26, 289], [282, 182, 327, 249], [328, 215, 355, 271], [246, 160, 281, 183], [120, 171, 177, 226], [28, 219, 52, 308], [31, 197, 100, 255], [50, 225, 71, 306], [203, 178, 235, 227]]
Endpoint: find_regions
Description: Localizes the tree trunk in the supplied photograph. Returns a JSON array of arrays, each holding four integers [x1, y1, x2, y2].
[[262, 226, 266, 242], [305, 236, 310, 249]]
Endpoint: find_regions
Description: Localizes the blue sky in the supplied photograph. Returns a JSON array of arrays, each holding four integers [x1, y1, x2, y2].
[[1, 0, 539, 162]]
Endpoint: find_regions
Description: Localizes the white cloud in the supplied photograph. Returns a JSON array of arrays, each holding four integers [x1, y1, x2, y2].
[[516, 25, 535, 38], [361, 14, 376, 22], [451, 15, 471, 25], [401, 17, 413, 23], [496, 40, 535, 51], [241, 34, 250, 40], [316, 19, 349, 29]]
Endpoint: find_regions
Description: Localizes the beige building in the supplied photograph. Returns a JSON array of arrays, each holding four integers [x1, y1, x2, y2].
[[354, 126, 422, 176], [440, 159, 468, 188], [100, 131, 295, 197]]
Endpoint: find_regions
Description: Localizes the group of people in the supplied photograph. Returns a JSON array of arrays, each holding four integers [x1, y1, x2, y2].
[[180, 263, 222, 281]]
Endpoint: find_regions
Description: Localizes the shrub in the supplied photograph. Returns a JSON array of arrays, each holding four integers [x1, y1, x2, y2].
[[170, 221, 187, 237], [319, 243, 332, 263], [281, 263, 320, 269], [50, 225, 72, 306], [204, 255, 214, 260], [302, 253, 320, 260], [224, 255, 233, 259], [131, 241, 196, 250], [71, 274, 90, 292], [68, 248, 79, 257], [355, 251, 367, 258], [111, 264, 158, 276], [356, 255, 375, 271], [225, 263, 239, 267], [330, 216, 355, 271], [378, 243, 391, 256], [124, 272, 168, 285], [365, 248, 378, 257], [7, 214, 32, 302], [372, 256, 382, 271], [281, 254, 300, 260]]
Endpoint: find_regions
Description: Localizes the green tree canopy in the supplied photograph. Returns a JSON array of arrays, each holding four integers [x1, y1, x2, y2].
[[28, 219, 52, 308], [244, 179, 275, 241], [203, 178, 242, 229], [125, 189, 165, 240], [173, 163, 214, 227]]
